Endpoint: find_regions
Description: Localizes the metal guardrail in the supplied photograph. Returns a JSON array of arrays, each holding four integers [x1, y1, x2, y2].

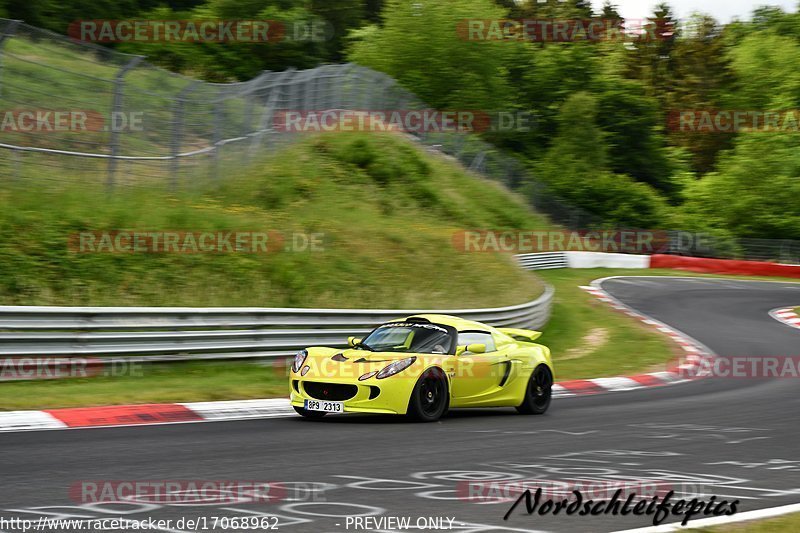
[[0, 285, 554, 364], [515, 252, 569, 271]]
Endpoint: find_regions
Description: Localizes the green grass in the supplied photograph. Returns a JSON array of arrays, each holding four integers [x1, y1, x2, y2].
[[697, 513, 800, 532], [0, 132, 547, 309]]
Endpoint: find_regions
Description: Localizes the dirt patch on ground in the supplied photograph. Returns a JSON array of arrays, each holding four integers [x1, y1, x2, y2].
[[559, 327, 610, 361]]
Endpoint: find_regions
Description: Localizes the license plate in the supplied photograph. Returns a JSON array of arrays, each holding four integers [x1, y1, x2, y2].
[[304, 399, 344, 413]]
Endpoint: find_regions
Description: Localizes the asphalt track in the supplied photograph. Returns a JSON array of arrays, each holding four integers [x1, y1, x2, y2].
[[1, 277, 799, 533]]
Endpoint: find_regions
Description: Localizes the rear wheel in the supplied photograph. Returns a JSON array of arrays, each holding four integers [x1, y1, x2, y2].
[[293, 406, 327, 419], [516, 365, 552, 415], [407, 368, 449, 422]]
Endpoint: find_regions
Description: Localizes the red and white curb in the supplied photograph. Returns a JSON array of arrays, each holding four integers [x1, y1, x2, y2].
[[0, 399, 294, 433], [771, 307, 800, 329], [551, 279, 715, 398], [0, 279, 717, 433]]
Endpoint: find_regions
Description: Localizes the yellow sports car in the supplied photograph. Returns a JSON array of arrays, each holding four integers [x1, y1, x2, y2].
[[289, 314, 554, 422]]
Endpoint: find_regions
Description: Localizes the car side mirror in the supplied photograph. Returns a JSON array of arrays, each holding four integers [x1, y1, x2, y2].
[[467, 343, 487, 354], [457, 344, 486, 355], [347, 336, 362, 348]]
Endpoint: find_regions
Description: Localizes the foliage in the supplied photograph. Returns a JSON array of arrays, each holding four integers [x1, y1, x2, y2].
[[349, 0, 513, 111], [678, 134, 800, 239], [534, 92, 669, 228]]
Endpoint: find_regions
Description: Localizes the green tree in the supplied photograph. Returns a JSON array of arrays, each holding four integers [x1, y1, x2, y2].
[[679, 133, 800, 239], [119, 0, 329, 80], [600, 1, 622, 21], [535, 92, 669, 227], [627, 3, 679, 110], [495, 0, 593, 18], [348, 0, 514, 110], [514, 41, 599, 158], [668, 13, 734, 175], [364, 0, 384, 23], [594, 79, 673, 193], [310, 0, 364, 60], [726, 32, 800, 109]]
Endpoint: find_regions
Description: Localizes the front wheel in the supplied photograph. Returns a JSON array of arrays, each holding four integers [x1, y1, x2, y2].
[[293, 406, 327, 419], [407, 368, 449, 422], [516, 365, 552, 415]]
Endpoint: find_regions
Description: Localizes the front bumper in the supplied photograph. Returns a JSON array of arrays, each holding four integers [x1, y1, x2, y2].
[[290, 376, 414, 415]]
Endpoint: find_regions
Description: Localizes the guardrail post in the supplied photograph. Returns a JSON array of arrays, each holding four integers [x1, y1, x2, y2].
[[0, 20, 20, 97], [169, 81, 198, 191], [107, 56, 143, 192]]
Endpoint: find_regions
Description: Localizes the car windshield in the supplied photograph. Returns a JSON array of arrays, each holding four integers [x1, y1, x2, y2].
[[360, 322, 454, 354]]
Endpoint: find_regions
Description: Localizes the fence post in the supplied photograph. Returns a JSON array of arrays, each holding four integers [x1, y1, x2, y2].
[[107, 56, 143, 192], [335, 64, 350, 109], [239, 73, 267, 166], [0, 20, 20, 97], [210, 87, 225, 181], [469, 150, 486, 174], [302, 70, 314, 111], [169, 81, 198, 191], [250, 70, 292, 157]]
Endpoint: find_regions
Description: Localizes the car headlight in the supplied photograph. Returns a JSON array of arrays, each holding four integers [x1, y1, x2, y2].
[[376, 357, 416, 379], [292, 350, 308, 373]]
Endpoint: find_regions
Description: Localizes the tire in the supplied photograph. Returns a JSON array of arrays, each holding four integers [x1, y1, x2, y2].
[[293, 406, 327, 419], [407, 367, 449, 422], [516, 365, 553, 415]]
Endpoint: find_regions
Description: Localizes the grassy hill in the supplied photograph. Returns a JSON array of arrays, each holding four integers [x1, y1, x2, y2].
[[0, 132, 550, 308]]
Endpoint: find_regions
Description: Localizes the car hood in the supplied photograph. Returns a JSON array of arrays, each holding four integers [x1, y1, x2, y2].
[[301, 348, 447, 379], [339, 349, 417, 363]]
